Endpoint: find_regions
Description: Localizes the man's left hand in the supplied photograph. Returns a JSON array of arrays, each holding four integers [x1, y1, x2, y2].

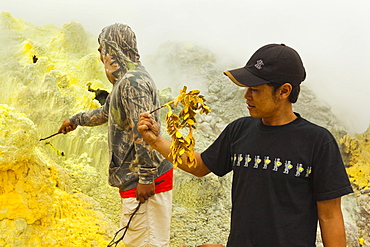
[[136, 183, 155, 203]]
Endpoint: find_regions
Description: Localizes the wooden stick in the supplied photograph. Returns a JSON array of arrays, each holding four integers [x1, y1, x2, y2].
[[39, 132, 62, 141], [149, 105, 166, 114]]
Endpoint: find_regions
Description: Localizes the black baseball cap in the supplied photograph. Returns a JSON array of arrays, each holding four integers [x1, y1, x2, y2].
[[224, 44, 306, 87]]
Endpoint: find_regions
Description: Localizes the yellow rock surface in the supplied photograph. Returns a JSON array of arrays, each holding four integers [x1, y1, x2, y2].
[[0, 12, 123, 246], [340, 127, 370, 191], [0, 105, 117, 246]]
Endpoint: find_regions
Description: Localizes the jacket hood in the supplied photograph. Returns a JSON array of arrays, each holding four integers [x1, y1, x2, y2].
[[98, 23, 141, 81]]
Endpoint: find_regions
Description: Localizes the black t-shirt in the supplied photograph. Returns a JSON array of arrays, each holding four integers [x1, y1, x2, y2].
[[201, 114, 353, 247]]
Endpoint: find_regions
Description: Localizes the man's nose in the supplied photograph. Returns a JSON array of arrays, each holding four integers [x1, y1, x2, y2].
[[244, 88, 252, 99]]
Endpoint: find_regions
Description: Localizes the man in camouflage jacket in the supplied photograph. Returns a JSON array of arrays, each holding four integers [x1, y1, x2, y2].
[[59, 23, 173, 247]]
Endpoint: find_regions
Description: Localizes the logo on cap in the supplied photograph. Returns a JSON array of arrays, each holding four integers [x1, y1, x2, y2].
[[255, 60, 264, 70]]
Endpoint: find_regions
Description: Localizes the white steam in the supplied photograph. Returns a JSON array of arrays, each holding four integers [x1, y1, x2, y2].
[[3, 0, 370, 133]]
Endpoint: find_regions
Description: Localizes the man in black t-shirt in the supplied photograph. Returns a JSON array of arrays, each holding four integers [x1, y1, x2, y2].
[[138, 44, 353, 247]]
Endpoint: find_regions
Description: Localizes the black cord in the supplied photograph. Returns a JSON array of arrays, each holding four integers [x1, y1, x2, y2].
[[107, 202, 141, 247]]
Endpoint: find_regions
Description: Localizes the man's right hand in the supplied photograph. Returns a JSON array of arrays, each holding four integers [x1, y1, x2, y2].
[[58, 118, 77, 134], [138, 112, 211, 178], [137, 112, 160, 146]]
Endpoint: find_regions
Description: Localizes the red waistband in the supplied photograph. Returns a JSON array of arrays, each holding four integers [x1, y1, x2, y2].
[[119, 168, 173, 198]]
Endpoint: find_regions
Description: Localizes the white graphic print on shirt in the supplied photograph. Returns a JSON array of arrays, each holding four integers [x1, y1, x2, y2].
[[263, 156, 271, 169], [232, 153, 312, 177]]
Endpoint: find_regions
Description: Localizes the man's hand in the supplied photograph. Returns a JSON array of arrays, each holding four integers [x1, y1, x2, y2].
[[137, 112, 160, 146], [136, 183, 155, 203], [58, 118, 77, 134]]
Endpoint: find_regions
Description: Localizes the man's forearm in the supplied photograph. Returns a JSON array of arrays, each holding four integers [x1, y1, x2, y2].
[[151, 136, 210, 177], [70, 108, 108, 126], [319, 217, 346, 247], [317, 198, 346, 247]]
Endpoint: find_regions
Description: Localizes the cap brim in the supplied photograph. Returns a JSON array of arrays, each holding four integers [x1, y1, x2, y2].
[[224, 67, 269, 87]]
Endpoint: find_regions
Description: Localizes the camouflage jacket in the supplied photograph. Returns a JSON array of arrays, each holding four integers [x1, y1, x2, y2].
[[70, 24, 172, 191], [70, 65, 172, 191]]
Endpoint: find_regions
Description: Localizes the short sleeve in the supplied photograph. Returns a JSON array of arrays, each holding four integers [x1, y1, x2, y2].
[[201, 125, 234, 177], [311, 136, 353, 201]]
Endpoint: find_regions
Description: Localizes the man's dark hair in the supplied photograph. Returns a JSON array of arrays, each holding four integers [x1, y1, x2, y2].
[[269, 82, 300, 103]]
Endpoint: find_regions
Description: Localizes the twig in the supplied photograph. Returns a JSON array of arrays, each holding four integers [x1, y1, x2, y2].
[[39, 132, 62, 141], [149, 105, 166, 114], [107, 202, 141, 247]]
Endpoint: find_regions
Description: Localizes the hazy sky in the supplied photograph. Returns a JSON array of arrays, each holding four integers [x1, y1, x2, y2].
[[2, 0, 370, 133]]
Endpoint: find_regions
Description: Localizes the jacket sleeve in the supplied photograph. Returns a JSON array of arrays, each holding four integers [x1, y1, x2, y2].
[[70, 94, 110, 126], [122, 81, 159, 184]]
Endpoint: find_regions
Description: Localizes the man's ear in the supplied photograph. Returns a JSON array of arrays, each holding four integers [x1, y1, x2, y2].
[[279, 83, 292, 99]]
